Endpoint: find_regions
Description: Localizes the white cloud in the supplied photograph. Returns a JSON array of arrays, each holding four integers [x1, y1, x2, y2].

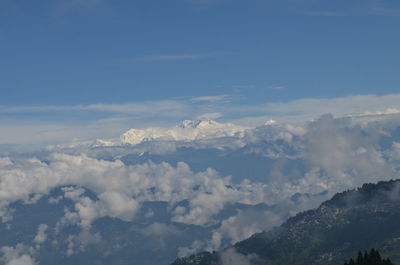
[[0, 244, 36, 265], [1, 112, 399, 229], [266, 85, 287, 90], [178, 240, 205, 258], [0, 154, 260, 227], [171, 175, 242, 225], [65, 230, 102, 256], [303, 114, 395, 190], [387, 142, 400, 161], [227, 94, 400, 126], [220, 248, 253, 265], [139, 223, 182, 238], [262, 94, 400, 120], [210, 210, 283, 248], [126, 52, 231, 62], [0, 150, 308, 230], [302, 0, 400, 16], [359, 108, 400, 116], [0, 93, 400, 145], [191, 94, 234, 103], [0, 113, 400, 256], [56, 189, 139, 228], [0, 158, 13, 167], [196, 112, 223, 120], [34, 224, 49, 245], [0, 100, 188, 116]]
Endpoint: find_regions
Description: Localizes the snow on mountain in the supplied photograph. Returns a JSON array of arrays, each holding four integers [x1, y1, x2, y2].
[[264, 119, 277, 126], [120, 120, 249, 145]]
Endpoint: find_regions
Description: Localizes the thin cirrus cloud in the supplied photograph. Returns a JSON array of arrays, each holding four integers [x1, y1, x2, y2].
[[300, 0, 400, 16], [261, 94, 400, 118], [191, 94, 235, 103], [0, 93, 400, 145], [266, 85, 287, 91], [1, 93, 400, 120], [125, 52, 233, 63], [0, 100, 188, 116]]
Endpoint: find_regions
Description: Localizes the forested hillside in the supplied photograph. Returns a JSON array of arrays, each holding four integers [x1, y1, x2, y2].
[[172, 180, 400, 265]]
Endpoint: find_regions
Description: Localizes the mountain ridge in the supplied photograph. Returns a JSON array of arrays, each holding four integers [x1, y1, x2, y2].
[[120, 119, 249, 145], [171, 179, 400, 265]]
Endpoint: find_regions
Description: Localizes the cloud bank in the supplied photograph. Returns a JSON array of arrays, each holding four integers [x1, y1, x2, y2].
[[0, 93, 399, 146], [0, 112, 400, 262]]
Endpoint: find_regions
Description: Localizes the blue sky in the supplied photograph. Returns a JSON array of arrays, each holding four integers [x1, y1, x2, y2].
[[0, 0, 400, 144]]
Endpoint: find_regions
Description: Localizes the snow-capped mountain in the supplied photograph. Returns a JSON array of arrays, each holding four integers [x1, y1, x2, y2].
[[120, 120, 249, 145]]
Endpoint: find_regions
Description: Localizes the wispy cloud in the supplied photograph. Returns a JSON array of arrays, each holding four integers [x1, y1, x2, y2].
[[0, 100, 188, 116], [196, 112, 223, 120], [1, 93, 400, 145], [302, 10, 350, 17], [368, 0, 400, 16], [231, 85, 256, 89], [191, 94, 234, 103], [126, 52, 232, 63], [262, 94, 400, 118], [231, 94, 400, 125], [2, 94, 400, 121], [266, 85, 287, 91], [61, 0, 103, 8], [301, 0, 400, 16]]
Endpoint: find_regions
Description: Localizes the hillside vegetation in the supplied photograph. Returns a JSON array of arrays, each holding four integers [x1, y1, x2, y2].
[[172, 180, 400, 265]]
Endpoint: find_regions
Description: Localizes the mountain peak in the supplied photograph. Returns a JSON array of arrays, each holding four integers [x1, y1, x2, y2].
[[120, 120, 248, 145], [179, 119, 212, 129]]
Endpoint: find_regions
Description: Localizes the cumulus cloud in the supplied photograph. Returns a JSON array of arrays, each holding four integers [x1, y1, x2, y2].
[[136, 223, 184, 250], [0, 158, 13, 167], [2, 110, 399, 229], [0, 154, 267, 227], [65, 230, 102, 256], [61, 190, 139, 228], [34, 224, 49, 245], [57, 188, 141, 228], [0, 150, 304, 231], [209, 210, 283, 249], [98, 192, 139, 220], [199, 113, 400, 250], [0, 244, 36, 265], [303, 114, 396, 192], [140, 223, 181, 237], [178, 240, 205, 258], [171, 173, 248, 225], [387, 142, 400, 161], [220, 248, 254, 265], [0, 113, 400, 258]]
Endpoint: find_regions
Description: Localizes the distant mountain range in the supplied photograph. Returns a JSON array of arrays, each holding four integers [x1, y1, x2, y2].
[[171, 179, 400, 265], [81, 119, 250, 147], [2, 114, 400, 265], [120, 119, 249, 145], [50, 119, 286, 149]]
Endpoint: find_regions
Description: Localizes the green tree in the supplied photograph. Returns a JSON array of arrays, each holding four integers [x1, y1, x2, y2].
[[342, 249, 394, 265]]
